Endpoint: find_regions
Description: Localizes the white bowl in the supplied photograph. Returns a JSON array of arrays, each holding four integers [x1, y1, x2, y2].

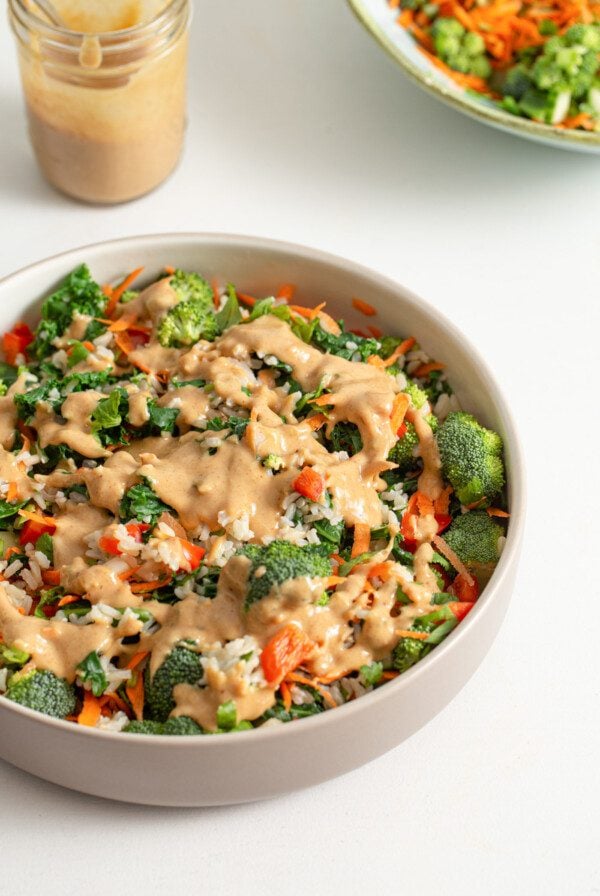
[[0, 233, 525, 806]]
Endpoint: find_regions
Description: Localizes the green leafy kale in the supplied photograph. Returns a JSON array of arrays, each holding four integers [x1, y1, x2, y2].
[[76, 651, 108, 697], [29, 265, 106, 360], [204, 416, 249, 439], [310, 321, 380, 362], [120, 481, 171, 526], [328, 422, 363, 456], [91, 388, 129, 446]]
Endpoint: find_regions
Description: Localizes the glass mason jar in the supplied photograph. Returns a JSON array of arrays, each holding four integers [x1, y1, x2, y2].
[[8, 0, 190, 204]]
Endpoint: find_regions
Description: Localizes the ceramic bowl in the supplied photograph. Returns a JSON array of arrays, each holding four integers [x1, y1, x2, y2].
[[0, 233, 525, 806], [348, 0, 600, 153]]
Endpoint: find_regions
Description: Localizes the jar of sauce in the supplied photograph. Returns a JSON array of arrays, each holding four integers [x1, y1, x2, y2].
[[8, 0, 190, 204]]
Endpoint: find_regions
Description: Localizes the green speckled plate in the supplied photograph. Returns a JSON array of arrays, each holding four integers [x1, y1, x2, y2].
[[348, 0, 600, 153]]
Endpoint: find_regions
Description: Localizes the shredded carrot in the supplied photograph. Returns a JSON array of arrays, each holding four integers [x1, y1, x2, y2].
[[105, 267, 144, 318], [434, 486, 453, 515], [382, 336, 416, 369], [351, 522, 371, 558], [306, 413, 327, 431], [416, 491, 435, 517], [312, 392, 334, 407], [432, 534, 474, 586], [124, 651, 149, 670], [126, 667, 145, 721], [290, 302, 326, 320], [325, 575, 346, 588], [4, 546, 20, 560], [57, 595, 80, 608], [285, 672, 338, 709], [368, 561, 392, 581], [113, 331, 134, 357], [130, 576, 172, 594], [560, 113, 595, 130], [465, 497, 486, 510], [277, 283, 296, 301], [367, 325, 383, 338], [487, 507, 510, 518], [237, 292, 257, 307], [390, 393, 410, 435], [42, 568, 61, 586], [280, 680, 293, 712], [211, 277, 221, 308], [77, 690, 102, 727], [6, 482, 18, 503], [382, 670, 400, 680], [352, 297, 377, 317], [395, 629, 430, 641], [100, 692, 130, 715], [316, 310, 341, 336], [420, 48, 490, 93], [18, 509, 55, 527], [164, 265, 175, 276], [119, 565, 142, 581], [107, 313, 140, 333], [413, 361, 445, 378]]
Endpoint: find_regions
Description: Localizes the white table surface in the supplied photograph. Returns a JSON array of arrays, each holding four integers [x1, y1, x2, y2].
[[1, 2, 599, 894]]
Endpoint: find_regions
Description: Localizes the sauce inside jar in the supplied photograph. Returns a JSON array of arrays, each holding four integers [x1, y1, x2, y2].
[[11, 0, 189, 204]]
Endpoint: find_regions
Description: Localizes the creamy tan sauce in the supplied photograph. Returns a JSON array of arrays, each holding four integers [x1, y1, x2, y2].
[[0, 313, 448, 729], [34, 391, 108, 459]]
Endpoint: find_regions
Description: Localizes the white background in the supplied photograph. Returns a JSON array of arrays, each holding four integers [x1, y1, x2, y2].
[[1, 2, 599, 894]]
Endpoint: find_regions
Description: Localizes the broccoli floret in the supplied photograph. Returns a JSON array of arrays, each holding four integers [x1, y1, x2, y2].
[[388, 421, 420, 473], [393, 637, 428, 674], [403, 378, 429, 410], [388, 412, 437, 474], [239, 540, 332, 608], [263, 453, 285, 471], [124, 716, 203, 735], [503, 64, 534, 100], [436, 412, 505, 506], [500, 23, 600, 125], [444, 511, 504, 566], [29, 265, 106, 360], [158, 270, 218, 347], [432, 17, 491, 78], [145, 646, 203, 722], [6, 669, 76, 719]]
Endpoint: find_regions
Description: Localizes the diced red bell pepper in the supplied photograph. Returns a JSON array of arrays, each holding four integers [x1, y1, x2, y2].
[[98, 535, 121, 555], [179, 539, 205, 571], [396, 422, 407, 438], [293, 467, 324, 502], [448, 601, 476, 621], [449, 573, 480, 602], [19, 519, 55, 547], [98, 522, 149, 556], [260, 624, 314, 685], [2, 323, 34, 365], [435, 513, 452, 535]]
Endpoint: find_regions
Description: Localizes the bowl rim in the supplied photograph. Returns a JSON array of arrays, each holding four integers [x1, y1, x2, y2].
[[347, 0, 600, 150], [0, 231, 526, 748]]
